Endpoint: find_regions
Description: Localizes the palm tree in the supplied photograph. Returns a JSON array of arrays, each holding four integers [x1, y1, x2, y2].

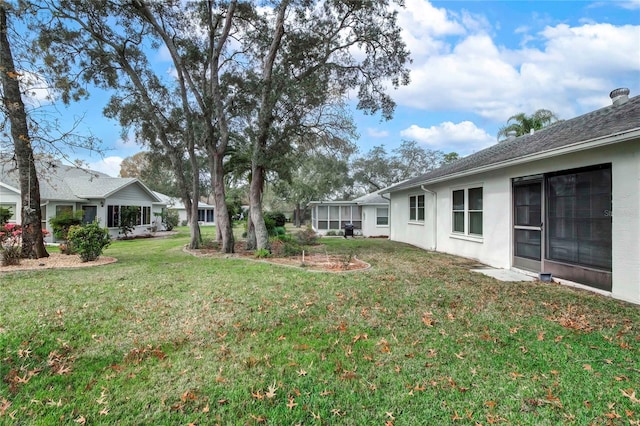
[[496, 109, 560, 141]]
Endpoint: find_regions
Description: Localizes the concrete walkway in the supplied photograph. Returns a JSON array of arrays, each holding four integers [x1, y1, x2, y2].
[[470, 268, 536, 282]]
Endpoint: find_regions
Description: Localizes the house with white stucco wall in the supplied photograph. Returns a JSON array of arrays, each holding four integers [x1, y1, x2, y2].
[[384, 89, 640, 305], [308, 189, 390, 237], [0, 160, 166, 242]]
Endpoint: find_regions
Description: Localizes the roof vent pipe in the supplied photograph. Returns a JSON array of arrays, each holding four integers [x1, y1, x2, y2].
[[609, 88, 630, 106], [507, 130, 517, 141]]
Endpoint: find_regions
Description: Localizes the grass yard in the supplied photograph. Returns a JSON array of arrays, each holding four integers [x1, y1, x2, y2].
[[1, 227, 639, 425]]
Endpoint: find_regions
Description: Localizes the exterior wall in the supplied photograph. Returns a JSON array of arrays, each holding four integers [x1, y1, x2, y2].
[[310, 203, 388, 237], [104, 184, 159, 239], [172, 206, 215, 227], [360, 205, 390, 237], [0, 185, 20, 224], [310, 203, 363, 235], [389, 139, 640, 304]]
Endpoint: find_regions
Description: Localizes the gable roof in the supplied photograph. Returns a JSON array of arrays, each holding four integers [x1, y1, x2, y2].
[[352, 189, 389, 205], [0, 159, 162, 203], [153, 192, 215, 209], [308, 188, 390, 206], [386, 94, 640, 192]]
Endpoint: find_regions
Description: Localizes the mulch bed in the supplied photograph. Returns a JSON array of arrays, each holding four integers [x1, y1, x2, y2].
[[185, 241, 370, 272]]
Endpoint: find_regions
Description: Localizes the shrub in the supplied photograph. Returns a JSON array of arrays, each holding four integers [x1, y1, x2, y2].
[[1, 245, 21, 266], [119, 206, 139, 238], [49, 210, 83, 241], [0, 206, 12, 227], [264, 215, 277, 236], [326, 230, 337, 236], [159, 209, 179, 231], [254, 248, 270, 258], [202, 238, 218, 250], [67, 221, 111, 262], [269, 237, 302, 257], [295, 226, 320, 246], [264, 211, 286, 227], [0, 223, 22, 266], [283, 240, 303, 257]]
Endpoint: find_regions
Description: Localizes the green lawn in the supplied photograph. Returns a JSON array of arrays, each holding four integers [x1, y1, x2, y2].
[[1, 228, 638, 425]]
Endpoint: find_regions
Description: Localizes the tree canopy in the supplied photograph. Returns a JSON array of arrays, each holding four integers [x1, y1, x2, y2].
[[351, 140, 458, 194], [496, 109, 560, 140]]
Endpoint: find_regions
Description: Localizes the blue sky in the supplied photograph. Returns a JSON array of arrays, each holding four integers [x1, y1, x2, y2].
[[34, 0, 640, 177]]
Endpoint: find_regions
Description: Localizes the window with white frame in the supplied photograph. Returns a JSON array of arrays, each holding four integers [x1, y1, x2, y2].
[[107, 205, 152, 227], [376, 207, 388, 225], [452, 187, 483, 236], [314, 205, 361, 230], [409, 195, 425, 221]]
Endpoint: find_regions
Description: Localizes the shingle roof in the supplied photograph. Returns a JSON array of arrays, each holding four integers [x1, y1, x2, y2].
[[352, 190, 389, 205], [385, 95, 640, 193], [0, 159, 161, 202]]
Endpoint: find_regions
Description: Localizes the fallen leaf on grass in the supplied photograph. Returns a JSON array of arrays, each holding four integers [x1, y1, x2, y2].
[[286, 397, 297, 410], [422, 312, 436, 327], [0, 398, 11, 416], [265, 383, 278, 399], [622, 389, 640, 404], [250, 413, 266, 423]]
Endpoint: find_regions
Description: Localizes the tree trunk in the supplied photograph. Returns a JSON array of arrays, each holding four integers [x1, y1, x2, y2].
[[210, 152, 234, 253], [249, 164, 269, 251], [187, 145, 201, 249], [0, 6, 48, 259], [245, 211, 256, 251], [294, 203, 302, 227]]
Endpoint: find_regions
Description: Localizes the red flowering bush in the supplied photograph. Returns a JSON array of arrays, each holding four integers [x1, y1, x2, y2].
[[1, 223, 22, 266], [0, 225, 50, 266]]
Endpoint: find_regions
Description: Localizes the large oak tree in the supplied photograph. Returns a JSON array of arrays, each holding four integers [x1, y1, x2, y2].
[[0, 4, 48, 259]]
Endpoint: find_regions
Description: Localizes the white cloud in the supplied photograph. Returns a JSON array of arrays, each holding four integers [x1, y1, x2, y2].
[[367, 127, 389, 138], [400, 121, 495, 155], [20, 72, 54, 107], [114, 137, 139, 150], [86, 156, 124, 177], [391, 1, 640, 124]]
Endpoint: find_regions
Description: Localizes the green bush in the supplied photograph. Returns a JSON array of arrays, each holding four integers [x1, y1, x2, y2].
[[202, 238, 218, 250], [326, 230, 337, 236], [67, 221, 111, 262], [295, 226, 320, 245], [49, 210, 83, 241], [254, 248, 270, 258], [264, 216, 277, 236], [119, 206, 139, 238], [0, 206, 12, 227], [159, 209, 179, 231], [265, 211, 286, 227]]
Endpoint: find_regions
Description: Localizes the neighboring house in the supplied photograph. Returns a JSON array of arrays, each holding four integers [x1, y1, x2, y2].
[[384, 88, 640, 305], [0, 160, 165, 242], [154, 192, 215, 226], [308, 189, 390, 237]]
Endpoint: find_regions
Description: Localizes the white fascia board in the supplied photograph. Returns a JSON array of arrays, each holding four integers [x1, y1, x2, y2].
[[395, 128, 640, 191]]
